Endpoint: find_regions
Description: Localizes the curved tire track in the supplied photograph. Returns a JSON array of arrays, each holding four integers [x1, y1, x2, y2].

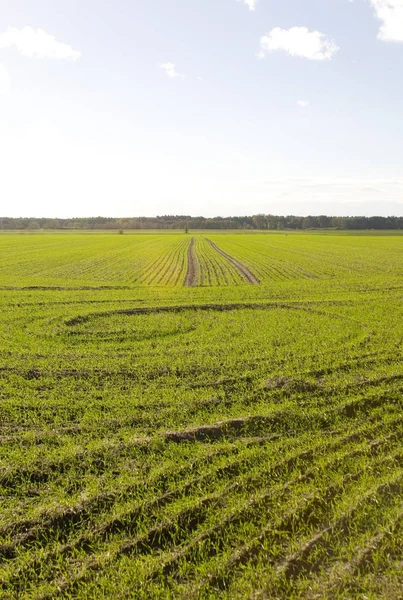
[[205, 238, 260, 284], [65, 300, 338, 327]]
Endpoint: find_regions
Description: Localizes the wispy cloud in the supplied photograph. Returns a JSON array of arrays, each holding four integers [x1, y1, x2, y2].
[[238, 0, 257, 11], [368, 0, 403, 42], [0, 64, 9, 94], [258, 27, 339, 60], [297, 100, 309, 108], [160, 62, 183, 78], [0, 27, 81, 59]]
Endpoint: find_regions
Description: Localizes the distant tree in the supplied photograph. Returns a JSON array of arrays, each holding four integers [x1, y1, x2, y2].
[[318, 215, 332, 229], [302, 216, 315, 230], [0, 214, 401, 231], [276, 216, 287, 230], [252, 214, 267, 229]]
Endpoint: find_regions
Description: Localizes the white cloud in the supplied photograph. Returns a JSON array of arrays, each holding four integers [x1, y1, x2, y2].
[[238, 0, 257, 10], [258, 27, 339, 60], [160, 62, 183, 78], [369, 0, 403, 42], [0, 64, 10, 94], [0, 27, 81, 59], [297, 100, 309, 108]]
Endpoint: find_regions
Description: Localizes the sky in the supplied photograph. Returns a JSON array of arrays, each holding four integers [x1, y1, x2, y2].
[[1, 0, 403, 218]]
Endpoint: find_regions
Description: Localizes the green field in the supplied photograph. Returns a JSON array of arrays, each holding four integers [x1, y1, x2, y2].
[[1, 231, 403, 599]]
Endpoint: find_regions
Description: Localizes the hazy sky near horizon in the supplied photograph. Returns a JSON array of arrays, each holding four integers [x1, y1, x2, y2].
[[1, 0, 403, 218]]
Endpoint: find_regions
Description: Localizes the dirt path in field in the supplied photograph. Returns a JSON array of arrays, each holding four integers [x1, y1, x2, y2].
[[184, 237, 198, 287], [205, 239, 260, 285]]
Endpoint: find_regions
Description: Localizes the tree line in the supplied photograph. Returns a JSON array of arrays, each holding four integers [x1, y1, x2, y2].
[[0, 215, 402, 230]]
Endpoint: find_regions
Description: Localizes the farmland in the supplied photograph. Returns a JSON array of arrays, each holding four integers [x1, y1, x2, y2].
[[1, 231, 403, 599]]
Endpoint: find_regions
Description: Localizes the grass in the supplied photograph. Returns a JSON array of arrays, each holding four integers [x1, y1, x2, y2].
[[0, 231, 403, 598]]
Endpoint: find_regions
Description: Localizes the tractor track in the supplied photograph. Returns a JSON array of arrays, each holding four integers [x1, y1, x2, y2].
[[205, 238, 260, 284], [184, 237, 198, 287]]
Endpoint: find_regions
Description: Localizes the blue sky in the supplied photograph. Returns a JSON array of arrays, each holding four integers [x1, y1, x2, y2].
[[1, 0, 403, 217]]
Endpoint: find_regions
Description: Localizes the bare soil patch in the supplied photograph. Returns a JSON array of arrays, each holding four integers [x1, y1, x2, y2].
[[162, 415, 276, 443]]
